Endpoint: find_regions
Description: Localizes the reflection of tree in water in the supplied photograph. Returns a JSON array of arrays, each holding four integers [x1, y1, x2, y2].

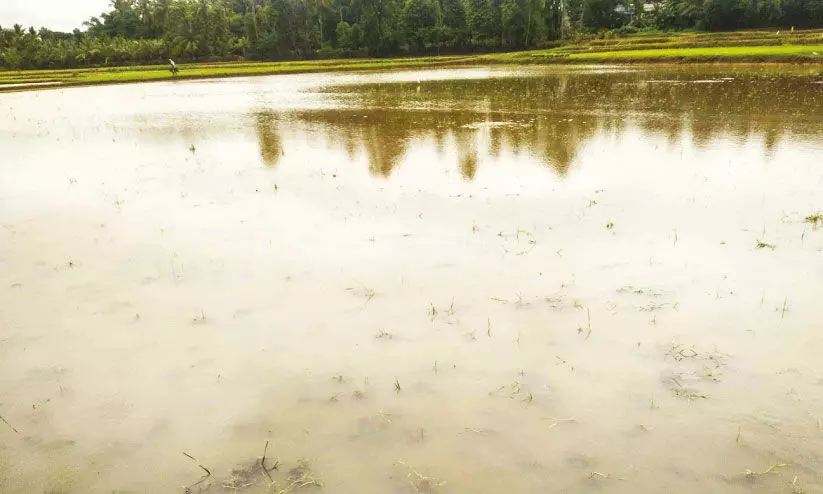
[[255, 112, 283, 168], [254, 68, 821, 177], [454, 127, 478, 180], [286, 108, 596, 179]]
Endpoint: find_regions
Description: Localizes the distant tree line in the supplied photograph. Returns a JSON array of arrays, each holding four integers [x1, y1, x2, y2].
[[1, 0, 822, 69]]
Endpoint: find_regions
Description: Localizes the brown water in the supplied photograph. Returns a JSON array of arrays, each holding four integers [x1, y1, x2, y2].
[[1, 65, 822, 493]]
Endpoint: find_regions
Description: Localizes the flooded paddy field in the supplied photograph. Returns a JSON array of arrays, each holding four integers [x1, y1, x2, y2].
[[1, 65, 822, 493]]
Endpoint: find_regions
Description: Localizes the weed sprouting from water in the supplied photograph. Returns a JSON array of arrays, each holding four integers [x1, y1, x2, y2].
[[347, 284, 376, 302], [274, 459, 322, 494], [191, 311, 207, 324], [516, 229, 536, 245], [427, 299, 457, 323], [666, 344, 699, 360], [261, 440, 280, 480], [743, 463, 787, 479], [394, 377, 401, 393], [0, 414, 19, 434], [182, 451, 212, 492], [189, 144, 196, 153], [513, 229, 537, 255], [576, 305, 592, 339], [756, 240, 776, 250], [543, 417, 576, 429], [397, 460, 445, 494]]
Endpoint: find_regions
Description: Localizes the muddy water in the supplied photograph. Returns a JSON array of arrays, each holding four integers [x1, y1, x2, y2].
[[1, 65, 822, 493]]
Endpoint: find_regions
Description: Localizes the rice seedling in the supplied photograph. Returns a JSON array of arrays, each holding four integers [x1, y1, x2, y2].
[[804, 213, 822, 226], [427, 303, 438, 321], [375, 328, 393, 339], [394, 377, 402, 393], [576, 305, 592, 339]]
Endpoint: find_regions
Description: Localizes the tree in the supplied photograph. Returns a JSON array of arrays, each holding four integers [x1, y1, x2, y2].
[[702, 0, 745, 29], [403, 0, 437, 51], [583, 0, 628, 29], [466, 0, 500, 46]]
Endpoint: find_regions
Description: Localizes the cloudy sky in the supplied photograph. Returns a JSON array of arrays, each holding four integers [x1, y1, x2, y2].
[[1, 0, 111, 32]]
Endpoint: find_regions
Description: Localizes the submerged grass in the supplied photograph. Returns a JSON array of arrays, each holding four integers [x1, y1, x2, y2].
[[2, 29, 821, 92]]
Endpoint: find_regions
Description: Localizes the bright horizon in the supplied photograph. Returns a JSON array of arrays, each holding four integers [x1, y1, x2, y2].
[[0, 0, 112, 32]]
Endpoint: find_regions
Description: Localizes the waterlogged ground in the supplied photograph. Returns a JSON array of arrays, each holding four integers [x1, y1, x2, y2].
[[1, 65, 822, 493]]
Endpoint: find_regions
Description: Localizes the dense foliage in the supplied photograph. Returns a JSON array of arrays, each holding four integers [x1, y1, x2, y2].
[[2, 0, 822, 69]]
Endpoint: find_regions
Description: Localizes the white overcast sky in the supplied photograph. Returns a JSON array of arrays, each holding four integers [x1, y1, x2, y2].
[[1, 0, 112, 32]]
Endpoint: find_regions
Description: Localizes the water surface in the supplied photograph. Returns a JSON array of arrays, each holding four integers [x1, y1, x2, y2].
[[1, 65, 822, 493]]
